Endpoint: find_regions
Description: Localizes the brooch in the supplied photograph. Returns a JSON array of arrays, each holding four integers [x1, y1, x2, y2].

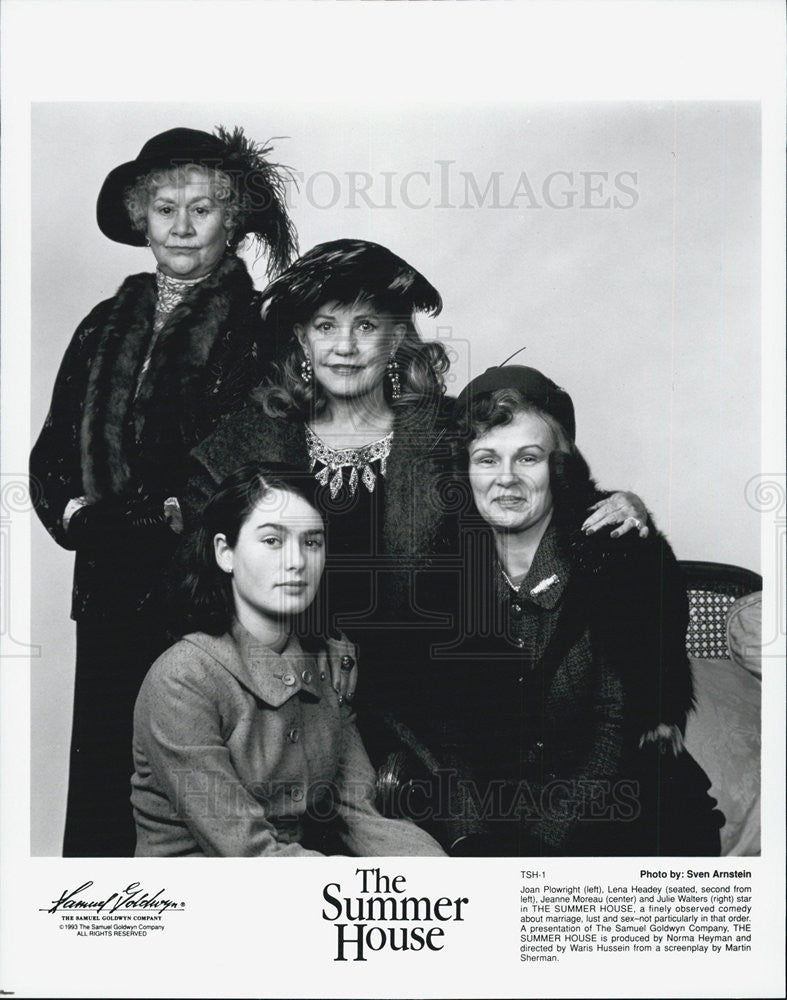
[[530, 574, 559, 596]]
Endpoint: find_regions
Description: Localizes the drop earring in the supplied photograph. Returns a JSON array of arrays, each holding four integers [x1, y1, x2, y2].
[[301, 354, 313, 384], [387, 352, 401, 400]]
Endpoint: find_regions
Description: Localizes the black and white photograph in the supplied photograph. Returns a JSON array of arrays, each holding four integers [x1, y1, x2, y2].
[[1, 2, 784, 998]]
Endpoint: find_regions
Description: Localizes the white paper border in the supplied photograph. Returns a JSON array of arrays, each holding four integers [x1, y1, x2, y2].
[[2, 2, 784, 998]]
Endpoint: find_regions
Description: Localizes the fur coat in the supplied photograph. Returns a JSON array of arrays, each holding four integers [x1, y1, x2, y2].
[[30, 254, 267, 620]]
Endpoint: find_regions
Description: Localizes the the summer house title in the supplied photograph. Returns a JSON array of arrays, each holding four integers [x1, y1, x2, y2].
[[322, 868, 469, 962]]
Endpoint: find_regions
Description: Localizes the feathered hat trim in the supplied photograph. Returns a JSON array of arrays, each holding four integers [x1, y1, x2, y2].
[[96, 125, 297, 276], [258, 238, 443, 335]]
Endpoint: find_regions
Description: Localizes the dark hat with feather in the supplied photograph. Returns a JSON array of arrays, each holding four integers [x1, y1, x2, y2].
[[96, 126, 297, 275], [258, 238, 442, 349]]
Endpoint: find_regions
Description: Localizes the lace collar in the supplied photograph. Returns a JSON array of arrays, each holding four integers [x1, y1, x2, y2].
[[305, 425, 393, 498], [154, 268, 212, 330]]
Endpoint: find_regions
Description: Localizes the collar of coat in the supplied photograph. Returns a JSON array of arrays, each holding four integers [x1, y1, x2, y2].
[[80, 254, 256, 502], [496, 523, 572, 610], [181, 624, 326, 708]]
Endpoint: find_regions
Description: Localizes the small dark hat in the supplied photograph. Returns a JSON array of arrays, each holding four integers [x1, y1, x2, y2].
[[96, 126, 296, 273], [455, 364, 576, 441], [259, 238, 443, 335]]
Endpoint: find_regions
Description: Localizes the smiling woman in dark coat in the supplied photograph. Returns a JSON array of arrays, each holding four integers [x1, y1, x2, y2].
[[435, 365, 723, 856]]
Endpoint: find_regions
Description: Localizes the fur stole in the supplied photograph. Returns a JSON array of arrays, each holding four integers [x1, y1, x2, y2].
[[548, 451, 695, 729], [80, 254, 257, 502], [384, 393, 456, 559]]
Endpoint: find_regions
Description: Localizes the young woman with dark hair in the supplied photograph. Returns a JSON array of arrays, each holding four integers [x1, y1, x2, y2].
[[131, 462, 444, 857]]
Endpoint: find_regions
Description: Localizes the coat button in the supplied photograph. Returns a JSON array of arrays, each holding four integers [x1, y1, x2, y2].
[[291, 787, 304, 801], [287, 728, 300, 743], [535, 740, 544, 750], [319, 672, 326, 681], [510, 603, 523, 617], [301, 669, 313, 684], [514, 637, 525, 648], [281, 673, 296, 687]]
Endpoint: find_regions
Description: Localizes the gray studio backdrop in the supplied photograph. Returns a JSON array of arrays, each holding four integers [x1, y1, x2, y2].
[[30, 102, 760, 854]]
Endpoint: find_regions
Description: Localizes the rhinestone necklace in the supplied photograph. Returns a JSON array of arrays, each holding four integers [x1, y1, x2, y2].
[[305, 425, 393, 498]]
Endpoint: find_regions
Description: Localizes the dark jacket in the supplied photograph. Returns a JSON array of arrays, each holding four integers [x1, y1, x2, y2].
[[30, 255, 267, 621], [422, 453, 718, 856]]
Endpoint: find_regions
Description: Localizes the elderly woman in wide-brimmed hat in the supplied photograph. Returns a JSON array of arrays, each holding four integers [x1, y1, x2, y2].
[[29, 125, 296, 856]]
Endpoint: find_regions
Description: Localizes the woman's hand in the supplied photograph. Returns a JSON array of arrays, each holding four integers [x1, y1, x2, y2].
[[163, 497, 184, 534], [66, 498, 172, 545], [582, 492, 650, 539], [324, 638, 359, 704], [639, 723, 684, 757]]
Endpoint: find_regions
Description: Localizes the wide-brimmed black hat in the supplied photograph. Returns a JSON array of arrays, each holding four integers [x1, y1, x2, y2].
[[96, 126, 296, 273], [455, 364, 576, 441], [259, 238, 442, 342]]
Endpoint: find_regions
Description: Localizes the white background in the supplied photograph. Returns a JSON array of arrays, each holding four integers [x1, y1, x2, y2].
[[2, 2, 785, 998]]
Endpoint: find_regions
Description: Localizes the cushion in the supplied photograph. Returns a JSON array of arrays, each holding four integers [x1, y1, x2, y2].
[[726, 591, 762, 677], [684, 658, 761, 856]]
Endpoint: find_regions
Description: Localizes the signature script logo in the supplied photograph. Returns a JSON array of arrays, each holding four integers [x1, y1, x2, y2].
[[45, 880, 182, 915]]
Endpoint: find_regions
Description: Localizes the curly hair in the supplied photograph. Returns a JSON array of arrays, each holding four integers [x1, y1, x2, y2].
[[255, 239, 449, 419], [168, 462, 328, 641], [460, 387, 575, 457], [260, 324, 450, 421], [123, 164, 245, 251]]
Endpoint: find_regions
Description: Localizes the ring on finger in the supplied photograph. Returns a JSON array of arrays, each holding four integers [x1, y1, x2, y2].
[[340, 655, 355, 673]]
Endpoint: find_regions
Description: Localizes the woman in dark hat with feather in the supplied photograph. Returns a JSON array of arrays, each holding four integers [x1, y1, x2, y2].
[[29, 125, 296, 856]]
